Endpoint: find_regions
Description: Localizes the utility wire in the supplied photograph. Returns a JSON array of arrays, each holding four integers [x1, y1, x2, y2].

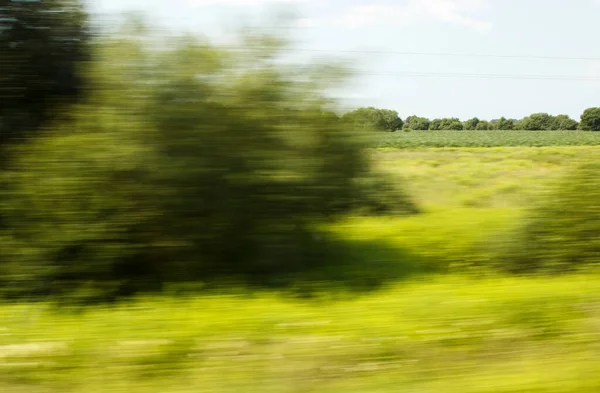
[[229, 46, 600, 62], [356, 71, 600, 81], [285, 48, 600, 62], [240, 71, 600, 82]]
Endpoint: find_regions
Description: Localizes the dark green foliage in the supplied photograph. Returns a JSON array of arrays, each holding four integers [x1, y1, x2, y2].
[[441, 118, 463, 130], [429, 118, 463, 131], [403, 115, 430, 130], [518, 113, 555, 130], [428, 119, 442, 131], [1, 128, 165, 299], [342, 107, 403, 131], [501, 160, 600, 273], [552, 115, 578, 130], [463, 117, 480, 130], [475, 120, 495, 130], [0, 25, 418, 301], [579, 107, 600, 131], [495, 117, 515, 130], [517, 113, 578, 130], [0, 0, 90, 147]]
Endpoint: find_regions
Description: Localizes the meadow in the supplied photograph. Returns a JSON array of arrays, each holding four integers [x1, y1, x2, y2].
[[375, 130, 600, 148], [2, 145, 600, 393]]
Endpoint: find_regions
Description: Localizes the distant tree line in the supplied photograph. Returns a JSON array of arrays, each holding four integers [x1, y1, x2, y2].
[[342, 107, 600, 131]]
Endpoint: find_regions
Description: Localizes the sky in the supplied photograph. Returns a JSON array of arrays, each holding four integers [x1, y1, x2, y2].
[[86, 0, 600, 120]]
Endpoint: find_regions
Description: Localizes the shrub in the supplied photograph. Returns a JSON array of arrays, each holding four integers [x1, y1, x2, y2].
[[500, 160, 600, 273], [0, 23, 419, 301]]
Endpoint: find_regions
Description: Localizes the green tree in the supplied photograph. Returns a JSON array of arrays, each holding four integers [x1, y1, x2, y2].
[[429, 118, 463, 130], [342, 107, 403, 131], [403, 116, 430, 130], [0, 22, 418, 300], [475, 120, 495, 130], [579, 108, 600, 131], [551, 114, 578, 130], [429, 119, 442, 130], [1, 128, 165, 299], [519, 113, 554, 130], [0, 0, 90, 147], [463, 117, 480, 130], [439, 118, 463, 130], [495, 117, 515, 130]]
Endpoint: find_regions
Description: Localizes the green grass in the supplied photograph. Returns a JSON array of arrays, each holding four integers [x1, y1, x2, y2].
[[2, 275, 600, 392], [375, 130, 600, 148], [373, 146, 598, 209], [3, 145, 600, 392]]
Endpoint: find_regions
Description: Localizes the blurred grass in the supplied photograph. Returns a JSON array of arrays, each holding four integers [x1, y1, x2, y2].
[[373, 146, 597, 209], [2, 275, 600, 392], [3, 145, 600, 392]]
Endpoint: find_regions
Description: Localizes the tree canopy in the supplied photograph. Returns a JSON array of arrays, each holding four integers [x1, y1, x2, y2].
[[403, 116, 431, 130], [579, 108, 600, 131], [342, 107, 403, 131], [0, 0, 90, 147], [0, 20, 418, 300]]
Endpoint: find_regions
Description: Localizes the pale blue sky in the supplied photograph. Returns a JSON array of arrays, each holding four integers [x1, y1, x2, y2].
[[86, 0, 600, 120]]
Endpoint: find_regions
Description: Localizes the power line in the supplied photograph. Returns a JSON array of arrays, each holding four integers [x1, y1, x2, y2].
[[240, 70, 600, 82], [229, 46, 600, 62], [286, 48, 600, 62], [356, 71, 600, 81]]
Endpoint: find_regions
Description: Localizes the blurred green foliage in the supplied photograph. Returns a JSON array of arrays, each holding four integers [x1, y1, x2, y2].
[[0, 19, 417, 301], [502, 160, 600, 273], [0, 0, 89, 149]]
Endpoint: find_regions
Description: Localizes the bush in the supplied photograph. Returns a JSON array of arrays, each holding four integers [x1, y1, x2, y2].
[[0, 23, 419, 302], [500, 160, 600, 273]]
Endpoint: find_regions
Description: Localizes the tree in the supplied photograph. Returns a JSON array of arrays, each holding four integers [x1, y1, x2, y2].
[[429, 118, 463, 130], [403, 116, 430, 130], [0, 23, 418, 300], [551, 114, 578, 130], [439, 118, 463, 130], [0, 0, 90, 147], [518, 113, 554, 130], [463, 117, 480, 130], [495, 117, 515, 130], [475, 120, 495, 130], [579, 108, 600, 131], [342, 107, 403, 131], [429, 119, 442, 130]]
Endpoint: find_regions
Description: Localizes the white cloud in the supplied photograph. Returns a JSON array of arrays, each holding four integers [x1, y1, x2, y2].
[[298, 0, 492, 33], [186, 0, 310, 6]]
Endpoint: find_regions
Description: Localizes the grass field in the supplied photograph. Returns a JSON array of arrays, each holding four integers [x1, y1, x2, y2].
[[2, 145, 600, 393], [375, 130, 600, 148], [2, 275, 600, 393]]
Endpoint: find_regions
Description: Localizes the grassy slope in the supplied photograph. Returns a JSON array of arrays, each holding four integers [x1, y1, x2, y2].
[[2, 146, 600, 393]]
